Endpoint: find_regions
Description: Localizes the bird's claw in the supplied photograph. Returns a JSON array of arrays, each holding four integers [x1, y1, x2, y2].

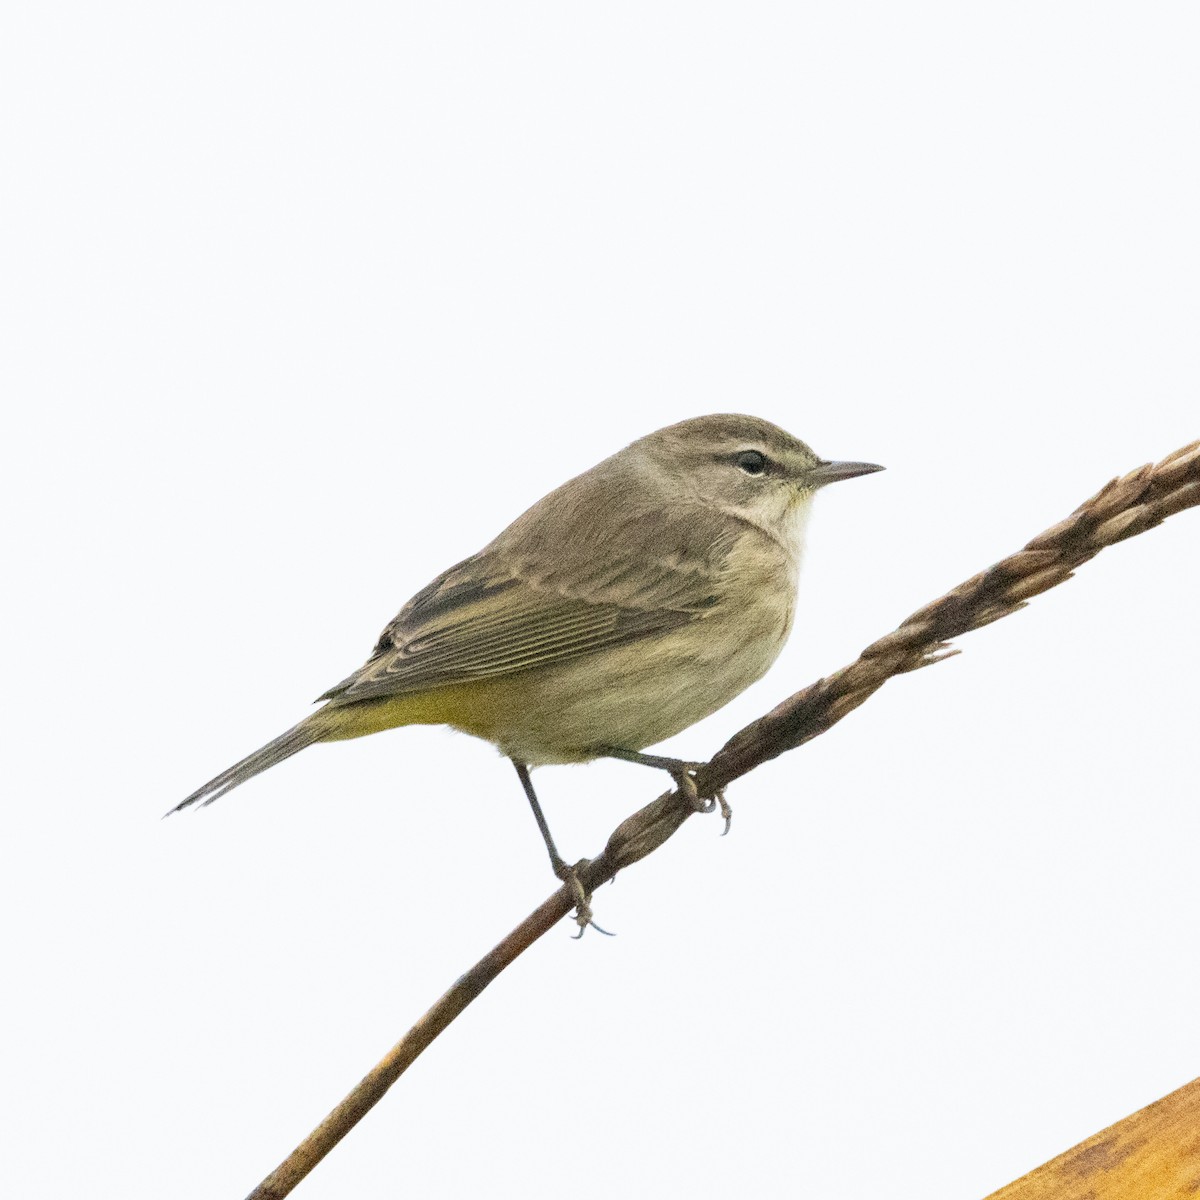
[[667, 767, 732, 834], [556, 858, 615, 938], [715, 790, 732, 835]]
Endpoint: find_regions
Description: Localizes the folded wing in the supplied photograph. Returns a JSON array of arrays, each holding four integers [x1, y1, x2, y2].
[[320, 496, 737, 705]]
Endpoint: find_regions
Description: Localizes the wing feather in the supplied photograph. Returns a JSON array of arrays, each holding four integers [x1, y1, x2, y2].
[[320, 464, 741, 705]]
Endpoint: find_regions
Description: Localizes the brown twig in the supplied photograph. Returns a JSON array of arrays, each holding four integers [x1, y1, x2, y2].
[[246, 440, 1200, 1200], [699, 438, 1200, 792]]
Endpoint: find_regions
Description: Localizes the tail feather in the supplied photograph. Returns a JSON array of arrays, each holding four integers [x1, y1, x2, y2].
[[167, 716, 325, 815]]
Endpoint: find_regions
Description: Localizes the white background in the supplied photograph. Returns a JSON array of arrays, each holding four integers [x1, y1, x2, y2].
[[3, 4, 1198, 1198]]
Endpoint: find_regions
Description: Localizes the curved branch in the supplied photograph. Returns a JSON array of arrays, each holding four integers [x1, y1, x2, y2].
[[246, 439, 1200, 1200]]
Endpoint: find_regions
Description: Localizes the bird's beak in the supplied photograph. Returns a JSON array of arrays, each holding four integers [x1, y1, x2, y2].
[[805, 459, 886, 487]]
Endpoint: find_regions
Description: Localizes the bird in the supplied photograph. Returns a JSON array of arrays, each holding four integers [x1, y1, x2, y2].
[[171, 414, 882, 929]]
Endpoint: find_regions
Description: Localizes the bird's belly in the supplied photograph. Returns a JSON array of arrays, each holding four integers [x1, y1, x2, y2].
[[464, 609, 790, 765]]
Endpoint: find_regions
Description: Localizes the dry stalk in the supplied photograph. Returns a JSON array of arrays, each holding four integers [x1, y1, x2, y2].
[[246, 440, 1200, 1200], [699, 438, 1200, 792]]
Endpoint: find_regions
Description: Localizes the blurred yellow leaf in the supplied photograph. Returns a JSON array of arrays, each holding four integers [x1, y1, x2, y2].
[[987, 1077, 1200, 1199]]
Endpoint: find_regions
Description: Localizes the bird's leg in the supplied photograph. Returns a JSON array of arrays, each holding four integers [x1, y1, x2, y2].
[[600, 747, 732, 834], [511, 761, 613, 938], [512, 760, 571, 876]]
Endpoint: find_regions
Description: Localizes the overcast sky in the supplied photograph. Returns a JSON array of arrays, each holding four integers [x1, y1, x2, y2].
[[3, 4, 1198, 1198]]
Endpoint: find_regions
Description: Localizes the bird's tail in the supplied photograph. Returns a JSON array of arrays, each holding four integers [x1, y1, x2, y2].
[[166, 713, 328, 815]]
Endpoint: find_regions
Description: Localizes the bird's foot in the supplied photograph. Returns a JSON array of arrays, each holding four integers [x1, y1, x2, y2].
[[602, 748, 732, 834], [555, 857, 615, 939], [672, 772, 733, 834]]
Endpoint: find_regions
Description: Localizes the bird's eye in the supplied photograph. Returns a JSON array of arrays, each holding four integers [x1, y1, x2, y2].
[[735, 450, 768, 476]]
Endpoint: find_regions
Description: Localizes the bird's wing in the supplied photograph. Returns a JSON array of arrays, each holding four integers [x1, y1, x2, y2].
[[319, 500, 738, 705]]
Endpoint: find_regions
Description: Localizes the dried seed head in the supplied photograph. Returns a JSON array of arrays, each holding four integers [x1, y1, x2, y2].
[[1159, 479, 1200, 518], [1004, 565, 1076, 603], [1025, 513, 1087, 551], [1091, 506, 1152, 546], [862, 622, 933, 659], [1086, 466, 1153, 522], [1154, 440, 1200, 471]]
